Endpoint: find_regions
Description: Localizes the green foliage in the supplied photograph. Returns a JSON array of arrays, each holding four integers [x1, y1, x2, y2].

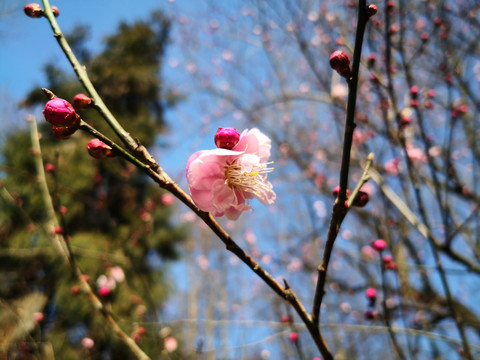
[[0, 10, 186, 359]]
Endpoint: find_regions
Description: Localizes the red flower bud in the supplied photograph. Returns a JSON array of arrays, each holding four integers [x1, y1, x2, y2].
[[98, 287, 111, 297], [371, 239, 387, 252], [215, 127, 240, 149], [364, 309, 377, 320], [44, 163, 55, 173], [410, 85, 419, 97], [288, 332, 299, 342], [366, 4, 378, 17], [329, 51, 351, 78], [43, 98, 79, 127], [73, 93, 93, 109], [280, 315, 291, 324], [24, 4, 43, 18], [51, 126, 73, 140], [87, 139, 116, 159], [71, 285, 80, 295], [365, 287, 377, 300], [353, 190, 369, 207], [53, 226, 63, 235]]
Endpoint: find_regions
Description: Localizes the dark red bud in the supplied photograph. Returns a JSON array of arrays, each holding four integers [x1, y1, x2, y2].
[[353, 191, 369, 207], [366, 4, 378, 17], [329, 50, 351, 78]]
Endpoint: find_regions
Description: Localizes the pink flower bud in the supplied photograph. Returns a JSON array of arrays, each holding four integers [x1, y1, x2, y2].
[[353, 191, 369, 207], [53, 226, 63, 234], [87, 139, 115, 159], [371, 239, 387, 252], [51, 6, 60, 17], [81, 337, 95, 349], [288, 332, 299, 342], [43, 98, 79, 127], [98, 287, 111, 297], [33, 312, 44, 324], [24, 4, 43, 18], [410, 85, 419, 97], [329, 50, 351, 78], [161, 193, 174, 206], [44, 163, 55, 173], [214, 127, 240, 149], [280, 315, 290, 324], [73, 93, 93, 109], [365, 288, 377, 300]]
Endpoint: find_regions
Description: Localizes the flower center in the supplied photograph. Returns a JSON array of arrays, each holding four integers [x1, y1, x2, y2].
[[225, 159, 274, 201]]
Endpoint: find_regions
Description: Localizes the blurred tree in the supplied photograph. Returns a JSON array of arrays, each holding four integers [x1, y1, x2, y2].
[[0, 10, 186, 360]]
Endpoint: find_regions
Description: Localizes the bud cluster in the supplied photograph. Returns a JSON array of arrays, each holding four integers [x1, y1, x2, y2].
[[24, 3, 59, 18], [332, 185, 369, 208]]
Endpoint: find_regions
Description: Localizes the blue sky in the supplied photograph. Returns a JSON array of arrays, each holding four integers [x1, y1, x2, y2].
[[0, 1, 172, 100]]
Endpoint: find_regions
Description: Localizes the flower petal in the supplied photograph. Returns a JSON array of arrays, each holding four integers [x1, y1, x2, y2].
[[233, 128, 271, 160]]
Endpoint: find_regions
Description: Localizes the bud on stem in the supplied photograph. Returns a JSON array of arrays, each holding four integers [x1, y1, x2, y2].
[[329, 50, 352, 78]]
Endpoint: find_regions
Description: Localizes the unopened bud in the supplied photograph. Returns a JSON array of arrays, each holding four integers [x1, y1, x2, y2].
[[73, 93, 93, 109], [51, 6, 60, 17], [43, 98, 79, 127], [366, 4, 378, 17], [214, 127, 240, 150], [365, 287, 377, 300], [329, 50, 351, 78], [51, 125, 74, 140], [353, 190, 369, 207], [44, 163, 55, 173], [410, 85, 419, 98], [87, 139, 116, 159], [24, 4, 43, 18], [98, 287, 111, 297], [364, 309, 377, 320], [371, 239, 387, 252], [288, 332, 299, 342]]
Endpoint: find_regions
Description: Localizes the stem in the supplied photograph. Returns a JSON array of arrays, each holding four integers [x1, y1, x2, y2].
[[28, 117, 151, 360], [41, 0, 138, 150], [311, 0, 368, 327]]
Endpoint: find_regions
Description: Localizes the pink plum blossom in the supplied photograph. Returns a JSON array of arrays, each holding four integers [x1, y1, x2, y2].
[[186, 128, 276, 220]]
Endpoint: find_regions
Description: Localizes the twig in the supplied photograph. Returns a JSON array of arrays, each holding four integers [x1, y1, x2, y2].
[[311, 0, 369, 328], [28, 116, 151, 360]]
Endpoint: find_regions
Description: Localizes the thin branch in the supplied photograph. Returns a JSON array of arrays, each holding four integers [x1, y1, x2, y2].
[[28, 116, 151, 360], [311, 0, 369, 328]]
